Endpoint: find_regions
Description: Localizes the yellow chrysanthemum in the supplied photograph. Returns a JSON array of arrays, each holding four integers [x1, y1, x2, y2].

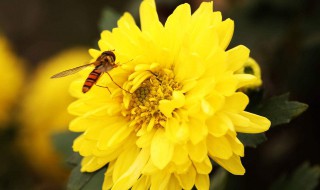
[[68, 1, 271, 189], [19, 48, 90, 180], [0, 35, 25, 126], [236, 57, 262, 89]]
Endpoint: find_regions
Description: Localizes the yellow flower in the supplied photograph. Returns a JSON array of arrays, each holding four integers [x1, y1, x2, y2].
[[0, 35, 25, 126], [68, 0, 271, 189], [236, 57, 263, 90], [19, 48, 90, 181]]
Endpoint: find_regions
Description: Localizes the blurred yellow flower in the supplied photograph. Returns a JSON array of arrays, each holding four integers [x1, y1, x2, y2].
[[19, 48, 90, 180], [0, 35, 25, 126], [236, 57, 263, 89], [68, 0, 271, 189]]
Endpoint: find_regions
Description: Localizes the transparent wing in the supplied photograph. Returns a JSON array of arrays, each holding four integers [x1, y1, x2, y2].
[[51, 63, 93, 78]]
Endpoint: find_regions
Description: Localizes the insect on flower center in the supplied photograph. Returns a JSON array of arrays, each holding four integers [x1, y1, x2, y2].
[[123, 69, 182, 131]]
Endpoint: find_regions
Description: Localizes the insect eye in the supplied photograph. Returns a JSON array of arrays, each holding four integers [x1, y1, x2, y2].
[[102, 51, 116, 61]]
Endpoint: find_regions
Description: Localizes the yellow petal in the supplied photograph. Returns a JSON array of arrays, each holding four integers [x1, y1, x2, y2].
[[226, 45, 250, 72], [191, 1, 214, 28], [201, 99, 214, 116], [227, 112, 250, 128], [158, 99, 174, 118], [112, 146, 140, 182], [69, 116, 89, 132], [136, 128, 156, 148], [159, 91, 185, 118], [117, 12, 137, 30], [132, 176, 150, 190], [215, 73, 238, 96], [193, 156, 212, 174], [72, 135, 84, 152], [213, 153, 245, 175], [167, 175, 181, 190], [107, 125, 133, 148], [207, 115, 229, 137], [195, 174, 209, 190], [150, 171, 171, 190], [88, 48, 101, 58], [224, 92, 249, 112], [175, 166, 196, 189], [237, 111, 271, 133], [187, 140, 207, 162], [102, 162, 114, 190], [172, 91, 185, 108], [166, 118, 189, 144], [172, 144, 189, 165], [174, 50, 204, 83], [216, 18, 234, 50], [142, 159, 158, 175], [226, 134, 244, 157], [151, 129, 174, 169], [81, 156, 102, 172], [97, 121, 128, 150], [189, 22, 219, 59], [139, 0, 163, 36], [112, 148, 149, 190], [206, 93, 225, 113], [207, 135, 233, 159], [164, 3, 191, 51], [189, 117, 208, 144], [234, 74, 257, 89]]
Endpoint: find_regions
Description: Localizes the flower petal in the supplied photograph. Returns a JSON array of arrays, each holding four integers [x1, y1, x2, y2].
[[226, 45, 250, 72], [207, 135, 233, 159], [237, 111, 271, 133], [112, 149, 150, 190], [216, 19, 234, 50], [223, 92, 249, 112], [193, 156, 212, 174], [166, 118, 189, 144], [195, 174, 209, 190], [151, 129, 174, 169], [112, 146, 140, 182], [175, 166, 196, 189], [187, 140, 207, 162], [188, 117, 208, 144], [139, 0, 163, 38], [213, 154, 245, 175], [207, 115, 229, 137]]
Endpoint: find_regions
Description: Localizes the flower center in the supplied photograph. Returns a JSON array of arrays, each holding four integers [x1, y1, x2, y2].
[[123, 69, 181, 131]]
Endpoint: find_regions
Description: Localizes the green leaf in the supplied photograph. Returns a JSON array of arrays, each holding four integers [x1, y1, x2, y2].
[[67, 152, 82, 166], [250, 93, 308, 127], [210, 168, 228, 190], [67, 164, 107, 190], [67, 165, 93, 190], [237, 133, 267, 148], [51, 131, 80, 160], [98, 7, 121, 31], [269, 162, 320, 190], [82, 167, 106, 190], [239, 93, 307, 148]]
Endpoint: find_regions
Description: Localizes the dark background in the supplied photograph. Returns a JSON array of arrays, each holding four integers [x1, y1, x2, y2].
[[0, 0, 319, 189]]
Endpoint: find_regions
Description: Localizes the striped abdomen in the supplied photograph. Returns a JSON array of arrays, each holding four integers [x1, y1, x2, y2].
[[82, 68, 102, 93]]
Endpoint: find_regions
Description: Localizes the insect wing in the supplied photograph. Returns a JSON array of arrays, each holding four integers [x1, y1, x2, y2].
[[51, 63, 93, 78]]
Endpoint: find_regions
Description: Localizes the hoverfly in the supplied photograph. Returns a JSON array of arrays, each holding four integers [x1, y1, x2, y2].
[[51, 51, 129, 93]]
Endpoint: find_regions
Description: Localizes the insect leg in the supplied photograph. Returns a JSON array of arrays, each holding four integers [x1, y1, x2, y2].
[[147, 70, 162, 83], [106, 72, 132, 94], [95, 84, 111, 94]]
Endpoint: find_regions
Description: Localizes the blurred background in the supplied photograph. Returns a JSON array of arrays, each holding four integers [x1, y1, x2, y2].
[[0, 0, 319, 189]]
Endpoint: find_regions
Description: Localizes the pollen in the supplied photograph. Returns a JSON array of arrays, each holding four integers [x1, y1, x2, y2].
[[122, 70, 182, 132]]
